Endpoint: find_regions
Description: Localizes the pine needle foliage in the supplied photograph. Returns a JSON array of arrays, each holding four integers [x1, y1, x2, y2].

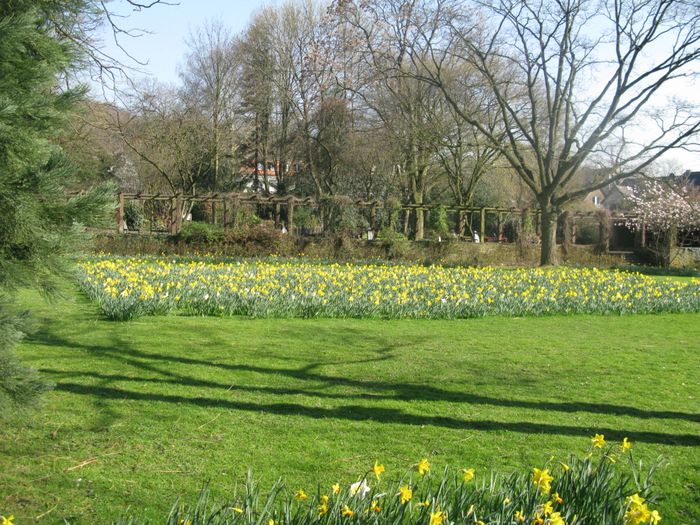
[[0, 2, 113, 410]]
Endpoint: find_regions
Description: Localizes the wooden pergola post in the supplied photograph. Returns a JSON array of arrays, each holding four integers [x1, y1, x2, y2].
[[169, 196, 177, 234], [231, 195, 239, 230], [169, 193, 183, 235], [498, 212, 505, 241], [480, 207, 486, 242], [287, 197, 294, 235], [116, 192, 125, 233], [286, 196, 295, 234], [275, 203, 282, 228], [176, 194, 184, 233]]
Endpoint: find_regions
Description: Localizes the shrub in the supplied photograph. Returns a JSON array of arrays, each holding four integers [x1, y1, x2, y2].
[[377, 228, 410, 259], [114, 439, 661, 525], [222, 222, 295, 256], [175, 222, 224, 245], [294, 206, 322, 233], [575, 222, 600, 245], [429, 204, 450, 239], [320, 196, 368, 236], [123, 202, 145, 231]]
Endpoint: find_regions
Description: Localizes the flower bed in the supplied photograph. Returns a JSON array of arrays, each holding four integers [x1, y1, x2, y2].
[[113, 437, 660, 525], [76, 257, 700, 321]]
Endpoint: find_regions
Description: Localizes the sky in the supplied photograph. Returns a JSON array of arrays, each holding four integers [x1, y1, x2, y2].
[[96, 0, 278, 86]]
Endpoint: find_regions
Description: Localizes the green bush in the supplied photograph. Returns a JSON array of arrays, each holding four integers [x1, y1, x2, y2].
[[320, 196, 368, 236], [293, 206, 321, 232], [575, 223, 600, 245], [430, 204, 450, 239], [225, 222, 294, 255], [114, 439, 661, 525], [124, 202, 145, 231], [176, 222, 224, 244], [377, 228, 410, 259]]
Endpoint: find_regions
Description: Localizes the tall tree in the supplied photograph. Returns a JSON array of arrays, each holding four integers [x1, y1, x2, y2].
[[114, 82, 214, 197], [238, 8, 277, 194], [0, 2, 115, 410], [180, 20, 240, 190], [414, 0, 700, 264], [331, 0, 450, 239]]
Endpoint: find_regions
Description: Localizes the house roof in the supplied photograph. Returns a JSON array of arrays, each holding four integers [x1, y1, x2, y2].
[[240, 166, 277, 177], [682, 170, 700, 188]]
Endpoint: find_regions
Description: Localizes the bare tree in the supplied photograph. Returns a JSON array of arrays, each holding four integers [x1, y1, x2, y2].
[[436, 98, 502, 234], [113, 83, 212, 197], [180, 19, 240, 190], [330, 0, 451, 239], [415, 0, 700, 264]]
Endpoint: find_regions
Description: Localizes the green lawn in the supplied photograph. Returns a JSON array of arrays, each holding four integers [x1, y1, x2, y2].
[[1, 287, 699, 524]]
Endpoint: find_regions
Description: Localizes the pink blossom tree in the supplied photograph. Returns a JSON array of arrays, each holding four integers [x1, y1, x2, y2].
[[625, 179, 700, 266]]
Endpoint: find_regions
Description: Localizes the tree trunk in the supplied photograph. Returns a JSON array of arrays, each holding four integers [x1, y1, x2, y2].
[[457, 209, 466, 236], [539, 207, 558, 266], [415, 207, 424, 240], [561, 210, 574, 260]]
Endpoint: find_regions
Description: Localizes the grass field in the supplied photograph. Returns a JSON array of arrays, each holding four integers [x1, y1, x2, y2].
[[1, 286, 699, 524]]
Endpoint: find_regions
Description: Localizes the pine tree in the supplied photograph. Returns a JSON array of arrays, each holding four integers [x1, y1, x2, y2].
[[0, 3, 113, 411]]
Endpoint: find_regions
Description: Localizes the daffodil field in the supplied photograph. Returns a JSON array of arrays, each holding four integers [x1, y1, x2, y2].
[[115, 438, 660, 525], [77, 257, 700, 320]]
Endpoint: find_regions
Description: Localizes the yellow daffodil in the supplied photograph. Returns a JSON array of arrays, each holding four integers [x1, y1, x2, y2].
[[294, 489, 308, 501], [370, 500, 381, 513], [419, 500, 431, 508], [559, 462, 570, 472], [417, 458, 430, 475], [624, 493, 652, 525], [515, 510, 525, 523], [317, 495, 330, 516], [626, 493, 646, 507], [232, 507, 243, 514], [462, 468, 475, 482], [341, 505, 355, 518], [552, 493, 564, 505], [591, 433, 606, 449], [268, 520, 275, 525], [532, 512, 544, 525], [549, 512, 565, 525], [650, 510, 661, 524], [622, 437, 632, 451], [532, 468, 554, 494], [429, 509, 447, 525], [332, 483, 341, 495], [0, 517, 14, 525], [541, 501, 553, 516], [373, 460, 385, 480], [399, 485, 413, 504]]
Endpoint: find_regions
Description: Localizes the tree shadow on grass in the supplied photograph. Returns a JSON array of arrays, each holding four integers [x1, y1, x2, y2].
[[28, 328, 700, 442], [51, 381, 700, 446]]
